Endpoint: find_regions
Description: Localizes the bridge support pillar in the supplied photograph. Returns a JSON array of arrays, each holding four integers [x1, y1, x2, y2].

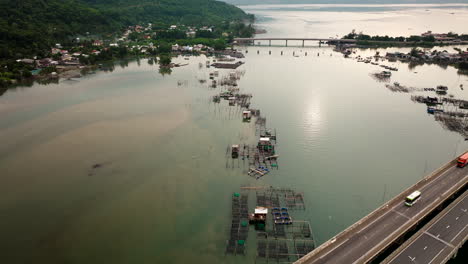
[[285, 40, 288, 47], [319, 41, 322, 47], [269, 40, 271, 46], [302, 40, 305, 47], [281, 51, 283, 55]]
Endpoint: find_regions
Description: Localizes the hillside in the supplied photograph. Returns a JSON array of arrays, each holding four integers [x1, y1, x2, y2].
[[0, 0, 251, 58]]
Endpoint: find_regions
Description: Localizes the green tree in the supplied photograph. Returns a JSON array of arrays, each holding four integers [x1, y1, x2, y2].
[[213, 39, 226, 50], [159, 54, 171, 66]]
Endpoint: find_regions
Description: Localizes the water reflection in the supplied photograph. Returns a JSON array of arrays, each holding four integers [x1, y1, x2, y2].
[[159, 66, 172, 75], [303, 96, 324, 145]]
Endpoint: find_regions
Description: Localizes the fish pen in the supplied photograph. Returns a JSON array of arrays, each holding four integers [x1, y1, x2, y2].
[[226, 187, 316, 263], [255, 221, 316, 262], [434, 112, 468, 137], [226, 192, 250, 255], [225, 143, 279, 175], [410, 95, 468, 137], [442, 98, 468, 109], [256, 188, 305, 210], [411, 95, 443, 105], [259, 128, 278, 142], [385, 83, 415, 93], [294, 240, 316, 259]]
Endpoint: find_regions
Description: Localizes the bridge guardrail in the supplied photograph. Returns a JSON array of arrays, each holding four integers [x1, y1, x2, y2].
[[382, 190, 468, 264], [295, 158, 458, 264]]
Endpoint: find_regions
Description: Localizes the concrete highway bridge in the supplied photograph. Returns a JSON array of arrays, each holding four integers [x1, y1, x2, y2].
[[383, 190, 468, 264], [295, 157, 468, 264], [233, 37, 356, 47]]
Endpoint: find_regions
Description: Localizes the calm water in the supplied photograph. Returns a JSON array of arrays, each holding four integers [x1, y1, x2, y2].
[[1, 5, 468, 264], [242, 4, 468, 38]]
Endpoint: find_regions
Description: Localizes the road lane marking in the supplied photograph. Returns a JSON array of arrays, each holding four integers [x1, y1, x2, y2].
[[353, 198, 442, 264], [313, 170, 466, 263], [355, 205, 398, 235], [317, 237, 349, 260], [424, 246, 427, 250], [424, 231, 454, 247], [450, 223, 468, 243], [392, 209, 410, 219], [428, 248, 445, 264]]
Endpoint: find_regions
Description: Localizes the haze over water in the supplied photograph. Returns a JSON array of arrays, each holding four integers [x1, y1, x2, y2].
[[1, 3, 468, 264], [242, 3, 468, 38]]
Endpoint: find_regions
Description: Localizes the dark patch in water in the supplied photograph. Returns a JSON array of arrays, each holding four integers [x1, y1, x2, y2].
[[88, 162, 110, 176]]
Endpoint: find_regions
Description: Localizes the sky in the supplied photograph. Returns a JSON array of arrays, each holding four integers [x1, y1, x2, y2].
[[220, 0, 468, 5]]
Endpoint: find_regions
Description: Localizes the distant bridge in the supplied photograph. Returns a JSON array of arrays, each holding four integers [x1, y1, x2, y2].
[[233, 37, 357, 47]]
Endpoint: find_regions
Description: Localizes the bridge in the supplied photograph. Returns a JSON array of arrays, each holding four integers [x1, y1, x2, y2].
[[295, 157, 468, 264], [383, 190, 468, 264], [233, 37, 356, 47]]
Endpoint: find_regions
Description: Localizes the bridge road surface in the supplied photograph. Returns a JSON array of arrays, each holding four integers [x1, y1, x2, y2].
[[384, 190, 468, 264], [297, 164, 468, 264]]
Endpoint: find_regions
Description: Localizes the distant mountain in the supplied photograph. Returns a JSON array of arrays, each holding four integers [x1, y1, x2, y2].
[[0, 0, 250, 58], [221, 0, 468, 5]]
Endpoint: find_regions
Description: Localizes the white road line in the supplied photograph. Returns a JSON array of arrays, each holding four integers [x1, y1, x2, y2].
[[428, 248, 446, 264], [354, 198, 442, 264], [386, 231, 426, 263], [392, 209, 411, 219], [424, 231, 454, 248], [355, 206, 397, 235], [450, 223, 468, 243], [316, 170, 467, 263], [317, 237, 350, 260], [424, 246, 428, 250]]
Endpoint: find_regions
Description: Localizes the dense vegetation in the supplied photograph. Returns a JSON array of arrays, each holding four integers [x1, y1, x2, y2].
[[0, 0, 252, 59]]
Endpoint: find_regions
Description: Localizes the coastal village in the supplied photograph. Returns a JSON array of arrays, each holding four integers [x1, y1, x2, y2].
[[7, 22, 247, 85], [6, 28, 468, 88]]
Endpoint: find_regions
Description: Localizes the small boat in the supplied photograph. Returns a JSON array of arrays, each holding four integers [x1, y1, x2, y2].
[[378, 71, 392, 77], [427, 107, 444, 114], [436, 85, 448, 91]]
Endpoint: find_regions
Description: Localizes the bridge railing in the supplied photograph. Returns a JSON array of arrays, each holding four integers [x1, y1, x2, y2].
[[382, 190, 468, 264], [295, 158, 458, 264]]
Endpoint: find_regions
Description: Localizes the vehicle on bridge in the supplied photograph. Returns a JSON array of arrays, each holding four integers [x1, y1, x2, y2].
[[405, 190, 421, 206], [456, 152, 468, 167]]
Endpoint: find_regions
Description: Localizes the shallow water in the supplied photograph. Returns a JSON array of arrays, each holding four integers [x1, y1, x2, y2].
[[1, 4, 468, 264]]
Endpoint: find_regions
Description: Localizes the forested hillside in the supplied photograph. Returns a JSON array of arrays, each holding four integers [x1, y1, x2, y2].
[[0, 0, 251, 58]]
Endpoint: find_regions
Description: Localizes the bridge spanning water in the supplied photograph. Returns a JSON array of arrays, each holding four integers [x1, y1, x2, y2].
[[233, 37, 356, 47], [296, 157, 468, 264]]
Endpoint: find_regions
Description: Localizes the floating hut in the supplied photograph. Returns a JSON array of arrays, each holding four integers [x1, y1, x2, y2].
[[232, 144, 240, 158], [242, 110, 252, 121]]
